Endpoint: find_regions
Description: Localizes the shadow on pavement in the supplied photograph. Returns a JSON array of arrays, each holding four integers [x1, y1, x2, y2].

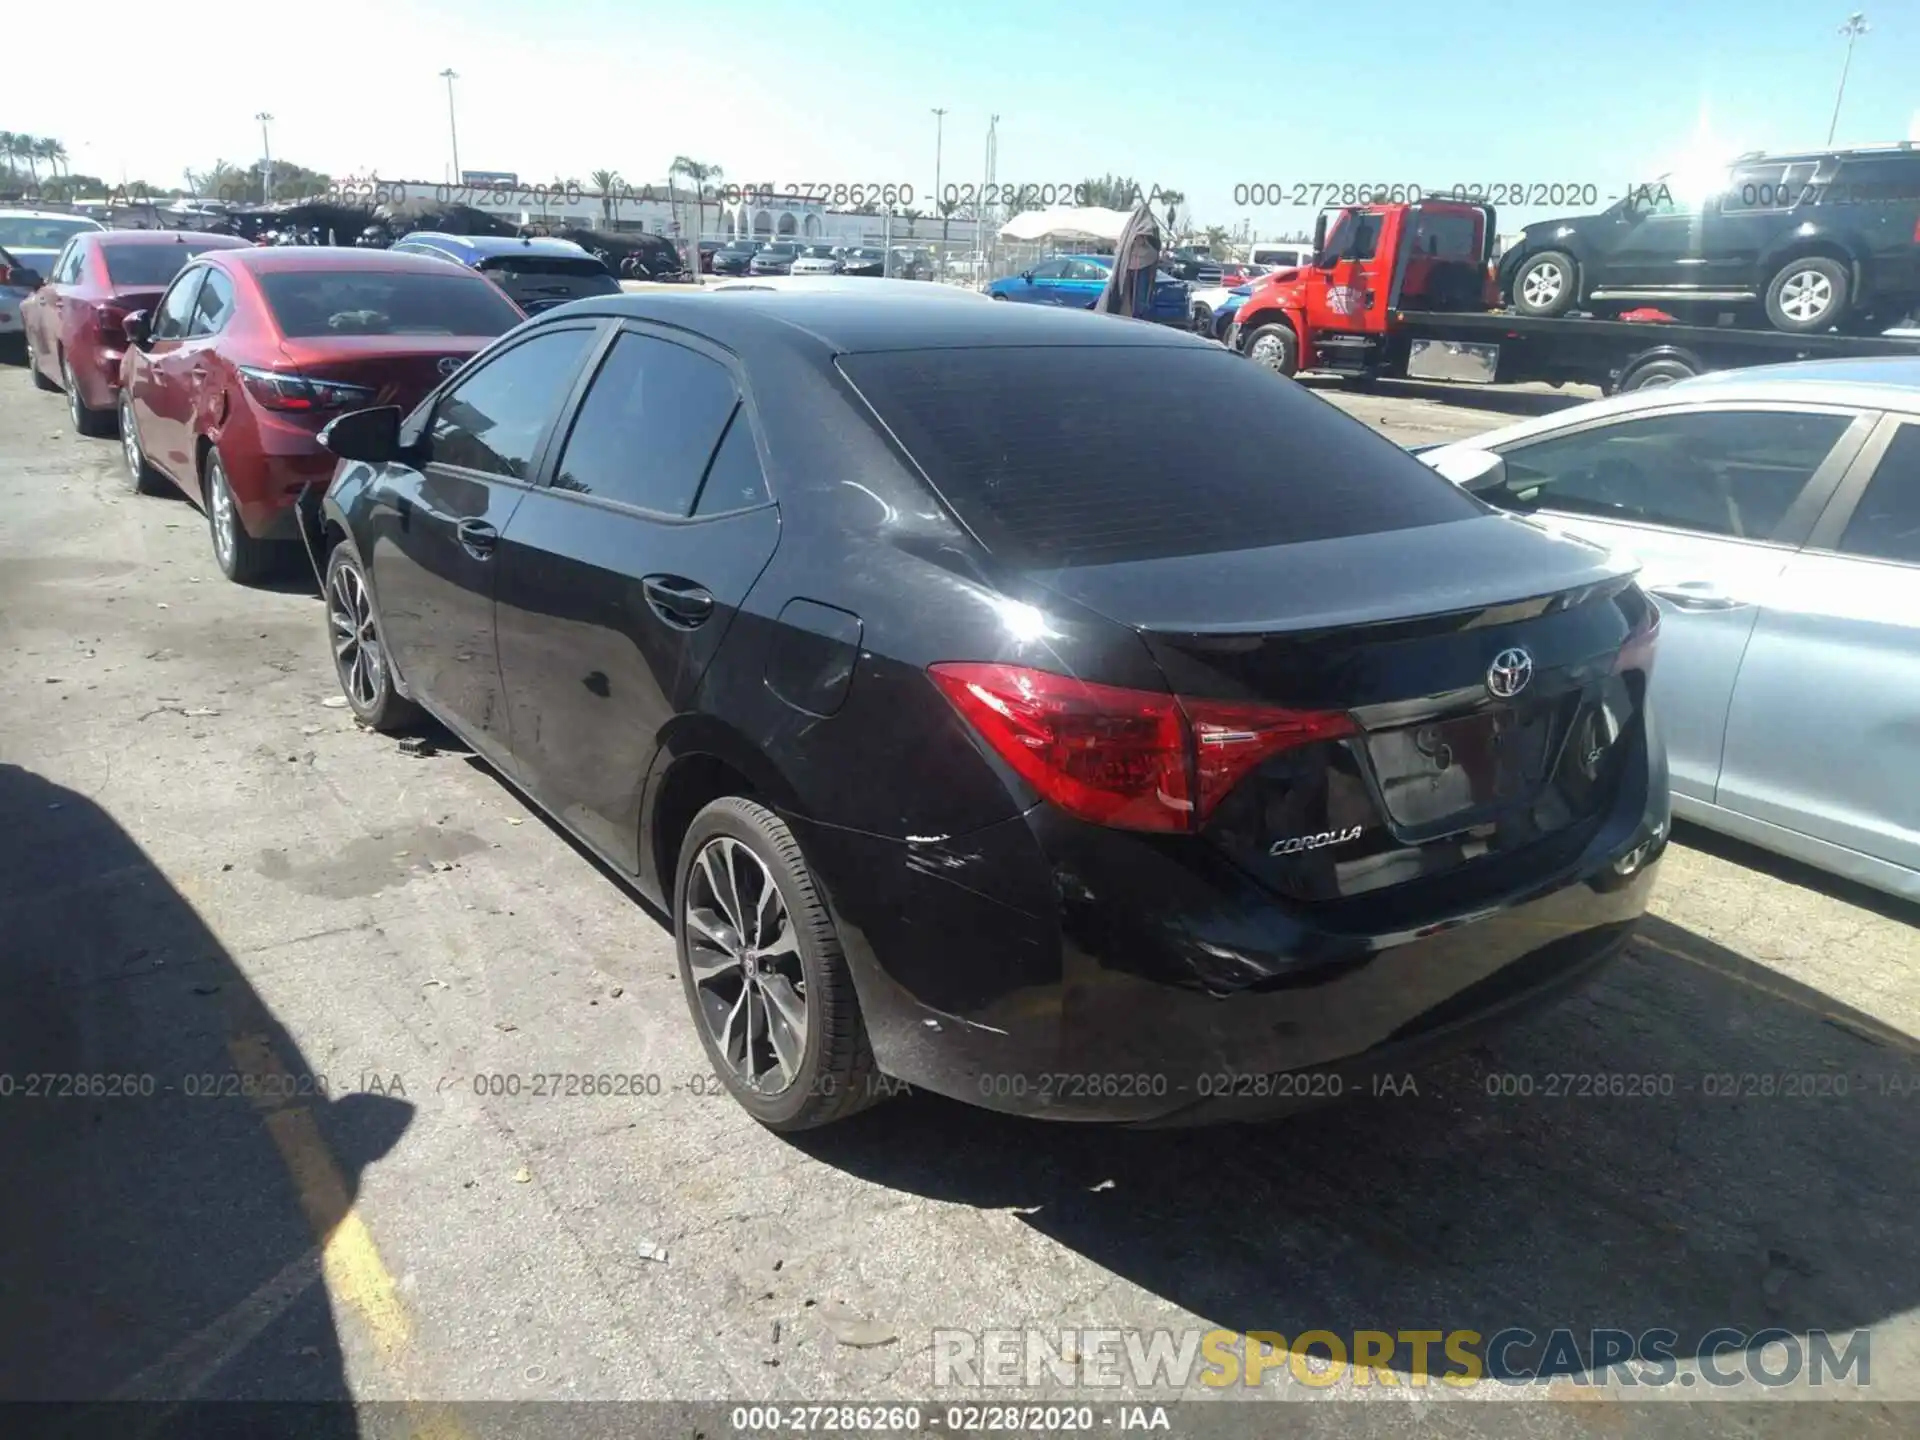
[[0, 762, 413, 1435], [1671, 819, 1920, 926], [1305, 376, 1596, 418], [798, 908, 1920, 1378]]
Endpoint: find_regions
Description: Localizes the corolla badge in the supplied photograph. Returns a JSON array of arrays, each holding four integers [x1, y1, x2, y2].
[[438, 355, 463, 377], [1486, 647, 1534, 699], [1270, 825, 1363, 857]]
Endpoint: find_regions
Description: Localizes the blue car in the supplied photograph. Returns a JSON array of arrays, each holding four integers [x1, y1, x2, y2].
[[987, 253, 1188, 324], [387, 232, 622, 313]]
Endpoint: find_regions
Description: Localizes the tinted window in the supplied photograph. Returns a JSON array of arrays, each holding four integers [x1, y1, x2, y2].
[[1837, 424, 1920, 565], [256, 270, 523, 338], [101, 244, 227, 288], [1831, 156, 1920, 205], [1409, 212, 1480, 257], [1065, 259, 1109, 281], [1495, 409, 1852, 539], [839, 346, 1482, 566], [693, 409, 771, 515], [1029, 259, 1068, 280], [187, 270, 236, 336], [1725, 161, 1818, 212], [1326, 212, 1383, 260], [429, 327, 598, 480], [152, 269, 206, 341], [551, 334, 739, 514]]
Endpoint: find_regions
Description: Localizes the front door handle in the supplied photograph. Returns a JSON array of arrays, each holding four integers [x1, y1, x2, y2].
[[456, 518, 499, 559], [642, 575, 715, 627], [1646, 579, 1745, 611]]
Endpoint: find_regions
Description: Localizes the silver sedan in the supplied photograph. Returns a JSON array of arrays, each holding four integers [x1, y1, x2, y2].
[[1417, 356, 1920, 904]]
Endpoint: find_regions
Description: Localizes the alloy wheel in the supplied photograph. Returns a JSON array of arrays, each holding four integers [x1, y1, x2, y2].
[[684, 837, 808, 1094], [1778, 269, 1833, 324], [63, 358, 81, 431], [1521, 264, 1564, 309], [208, 460, 237, 571], [1249, 333, 1289, 371], [327, 559, 386, 710], [120, 398, 143, 481]]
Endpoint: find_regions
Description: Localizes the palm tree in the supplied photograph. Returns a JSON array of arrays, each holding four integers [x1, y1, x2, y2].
[[17, 135, 42, 186], [47, 138, 68, 176], [0, 133, 16, 184], [36, 138, 64, 178], [589, 169, 621, 227], [1204, 225, 1230, 258], [937, 195, 959, 247], [1158, 189, 1186, 237], [669, 156, 723, 241]]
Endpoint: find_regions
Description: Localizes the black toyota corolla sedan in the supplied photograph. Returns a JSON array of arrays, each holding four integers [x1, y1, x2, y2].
[[312, 291, 1669, 1131]]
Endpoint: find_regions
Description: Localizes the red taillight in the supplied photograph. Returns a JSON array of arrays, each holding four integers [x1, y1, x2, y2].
[[1615, 600, 1661, 675], [95, 305, 129, 342], [1912, 215, 1920, 245], [928, 662, 1357, 833], [236, 365, 376, 413], [0, 264, 14, 285]]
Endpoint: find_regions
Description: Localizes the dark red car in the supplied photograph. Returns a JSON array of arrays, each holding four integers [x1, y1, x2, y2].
[[21, 230, 250, 437], [1217, 262, 1260, 287], [118, 248, 526, 583]]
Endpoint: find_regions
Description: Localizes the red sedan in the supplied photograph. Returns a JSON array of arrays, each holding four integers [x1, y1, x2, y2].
[[119, 247, 526, 584], [22, 230, 250, 437]]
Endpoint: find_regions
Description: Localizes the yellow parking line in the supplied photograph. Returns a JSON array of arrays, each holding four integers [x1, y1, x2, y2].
[[228, 1033, 473, 1440]]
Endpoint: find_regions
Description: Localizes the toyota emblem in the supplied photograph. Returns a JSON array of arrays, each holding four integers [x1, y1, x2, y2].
[[437, 356, 462, 377], [1486, 647, 1534, 699]]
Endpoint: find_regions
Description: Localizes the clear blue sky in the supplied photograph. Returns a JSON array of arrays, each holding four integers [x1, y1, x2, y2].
[[16, 0, 1918, 237]]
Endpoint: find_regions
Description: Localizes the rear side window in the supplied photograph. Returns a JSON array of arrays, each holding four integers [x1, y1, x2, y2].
[[1830, 156, 1920, 205], [1495, 409, 1853, 539], [101, 244, 226, 288], [838, 346, 1482, 567], [257, 270, 523, 337], [1837, 424, 1920, 565], [551, 333, 740, 515]]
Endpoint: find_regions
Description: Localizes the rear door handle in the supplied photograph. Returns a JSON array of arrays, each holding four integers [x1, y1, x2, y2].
[[456, 518, 499, 559], [642, 575, 715, 627], [1646, 580, 1745, 611]]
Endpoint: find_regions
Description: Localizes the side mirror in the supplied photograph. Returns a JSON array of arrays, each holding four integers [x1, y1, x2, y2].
[[318, 405, 406, 465], [1312, 214, 1329, 253], [14, 267, 44, 290], [1021, 270, 1034, 282], [1419, 447, 1507, 492], [123, 310, 152, 348]]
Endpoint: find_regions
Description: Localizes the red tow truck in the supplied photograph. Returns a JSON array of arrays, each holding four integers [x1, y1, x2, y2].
[[1225, 199, 1920, 393]]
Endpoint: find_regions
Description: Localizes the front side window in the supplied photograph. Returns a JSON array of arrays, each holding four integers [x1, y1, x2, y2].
[[187, 270, 236, 336], [1494, 409, 1855, 539], [152, 268, 207, 341], [550, 333, 740, 514], [428, 326, 599, 480], [1837, 424, 1920, 565]]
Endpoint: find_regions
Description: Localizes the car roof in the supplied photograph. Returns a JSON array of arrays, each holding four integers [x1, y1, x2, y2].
[[0, 208, 104, 223], [206, 245, 495, 276], [94, 230, 248, 248], [398, 232, 592, 260], [536, 287, 1214, 355], [1422, 356, 1920, 457], [701, 276, 989, 301]]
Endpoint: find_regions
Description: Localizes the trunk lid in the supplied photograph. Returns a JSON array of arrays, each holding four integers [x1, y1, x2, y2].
[[1031, 515, 1653, 906], [274, 335, 493, 411]]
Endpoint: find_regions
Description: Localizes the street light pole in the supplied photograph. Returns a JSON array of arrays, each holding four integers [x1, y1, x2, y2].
[[440, 68, 462, 184], [931, 106, 948, 246], [1827, 12, 1870, 145], [255, 112, 274, 203]]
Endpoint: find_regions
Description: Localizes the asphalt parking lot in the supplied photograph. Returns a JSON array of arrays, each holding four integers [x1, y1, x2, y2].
[[2, 359, 1917, 1437]]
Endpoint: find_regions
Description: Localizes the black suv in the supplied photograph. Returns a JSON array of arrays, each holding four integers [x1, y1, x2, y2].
[[1498, 145, 1920, 334]]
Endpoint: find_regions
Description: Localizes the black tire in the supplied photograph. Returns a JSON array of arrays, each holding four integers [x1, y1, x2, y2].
[[324, 542, 420, 732], [1510, 250, 1578, 318], [26, 331, 58, 390], [1765, 257, 1849, 333], [990, 290, 1009, 300], [674, 796, 882, 1132], [1241, 320, 1298, 376], [61, 352, 115, 437], [1618, 357, 1698, 392], [1191, 302, 1214, 335], [118, 393, 166, 495], [203, 447, 280, 585]]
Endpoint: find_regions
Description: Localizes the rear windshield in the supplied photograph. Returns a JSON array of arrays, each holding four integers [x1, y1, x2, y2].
[[839, 346, 1482, 567], [477, 255, 612, 281], [257, 270, 524, 338], [101, 244, 228, 288], [0, 215, 98, 250]]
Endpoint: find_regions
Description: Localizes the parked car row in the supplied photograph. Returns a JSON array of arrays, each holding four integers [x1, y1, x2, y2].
[[709, 237, 939, 280]]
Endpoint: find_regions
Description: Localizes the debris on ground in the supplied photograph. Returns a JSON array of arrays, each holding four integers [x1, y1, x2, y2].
[[398, 736, 436, 758], [817, 1300, 896, 1348], [636, 1241, 670, 1263], [514, 1166, 532, 1183], [320, 696, 349, 709]]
